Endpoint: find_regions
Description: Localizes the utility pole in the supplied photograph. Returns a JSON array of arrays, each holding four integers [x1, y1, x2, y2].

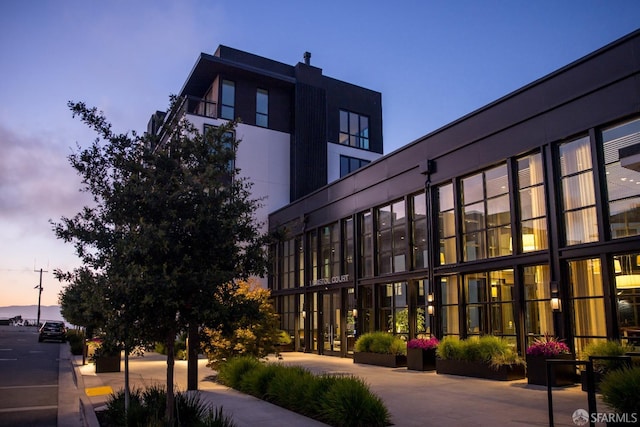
[[34, 268, 48, 327]]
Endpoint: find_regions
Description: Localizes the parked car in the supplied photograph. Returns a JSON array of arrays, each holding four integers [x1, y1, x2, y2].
[[38, 321, 67, 343]]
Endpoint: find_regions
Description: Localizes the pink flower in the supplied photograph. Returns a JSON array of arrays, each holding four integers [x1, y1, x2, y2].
[[407, 337, 439, 350], [526, 335, 570, 356]]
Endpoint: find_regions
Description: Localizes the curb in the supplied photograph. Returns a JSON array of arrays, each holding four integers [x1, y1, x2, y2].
[[58, 344, 100, 427]]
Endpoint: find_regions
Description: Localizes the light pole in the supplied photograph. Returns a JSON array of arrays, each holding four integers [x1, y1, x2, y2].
[[34, 268, 47, 327]]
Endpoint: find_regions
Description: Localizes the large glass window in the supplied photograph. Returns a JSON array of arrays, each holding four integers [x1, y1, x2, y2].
[[281, 238, 296, 289], [360, 285, 375, 334], [379, 282, 408, 339], [603, 118, 640, 239], [440, 276, 460, 336], [560, 137, 598, 245], [339, 110, 370, 149], [279, 295, 296, 348], [415, 279, 429, 336], [256, 88, 268, 127], [309, 230, 318, 283], [523, 265, 553, 347], [613, 252, 640, 347], [438, 183, 456, 265], [465, 269, 515, 342], [411, 192, 428, 269], [377, 200, 407, 274], [320, 223, 340, 279], [518, 153, 548, 252], [461, 164, 511, 261], [359, 211, 373, 277], [203, 125, 235, 172], [340, 155, 370, 177], [221, 80, 235, 120], [342, 218, 354, 277], [568, 258, 606, 354]]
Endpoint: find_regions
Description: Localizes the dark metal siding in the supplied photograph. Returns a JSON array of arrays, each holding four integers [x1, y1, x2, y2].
[[291, 83, 328, 201], [271, 29, 640, 231]]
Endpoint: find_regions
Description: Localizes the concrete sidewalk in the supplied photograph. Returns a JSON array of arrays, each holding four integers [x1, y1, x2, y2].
[[61, 346, 609, 426]]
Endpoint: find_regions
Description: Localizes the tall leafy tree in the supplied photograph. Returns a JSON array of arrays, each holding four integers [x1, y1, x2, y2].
[[53, 97, 269, 421]]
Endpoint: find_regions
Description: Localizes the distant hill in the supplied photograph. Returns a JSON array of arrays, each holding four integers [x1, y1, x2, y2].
[[0, 305, 64, 322]]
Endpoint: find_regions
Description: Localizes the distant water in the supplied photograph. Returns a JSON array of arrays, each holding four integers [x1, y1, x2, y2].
[[0, 305, 64, 323]]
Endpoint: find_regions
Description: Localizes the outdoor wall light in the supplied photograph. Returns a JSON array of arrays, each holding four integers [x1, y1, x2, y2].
[[302, 310, 306, 319], [427, 305, 434, 315], [352, 308, 358, 318], [427, 293, 434, 303], [550, 281, 561, 311]]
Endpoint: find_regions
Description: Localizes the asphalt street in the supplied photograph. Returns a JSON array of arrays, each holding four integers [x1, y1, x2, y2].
[[0, 326, 61, 427]]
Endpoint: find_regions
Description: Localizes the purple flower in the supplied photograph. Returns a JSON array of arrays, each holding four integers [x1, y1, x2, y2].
[[407, 337, 439, 350], [526, 335, 570, 356]]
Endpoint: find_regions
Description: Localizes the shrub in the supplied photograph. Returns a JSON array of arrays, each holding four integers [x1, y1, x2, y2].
[[66, 329, 85, 355], [436, 336, 464, 360], [101, 386, 236, 427], [600, 366, 640, 416], [319, 376, 390, 427], [355, 331, 406, 355], [436, 336, 523, 369], [239, 363, 282, 397], [219, 357, 390, 427], [300, 374, 339, 418], [265, 365, 313, 410], [582, 340, 635, 373], [217, 356, 261, 389]]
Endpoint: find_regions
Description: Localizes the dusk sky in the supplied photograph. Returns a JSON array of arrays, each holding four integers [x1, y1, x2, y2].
[[1, 1, 639, 308]]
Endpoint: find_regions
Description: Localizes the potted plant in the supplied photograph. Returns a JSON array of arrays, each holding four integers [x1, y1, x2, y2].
[[580, 340, 635, 392], [92, 339, 122, 373], [435, 336, 525, 381], [600, 366, 640, 426], [525, 334, 576, 386], [353, 331, 407, 368], [407, 337, 439, 371]]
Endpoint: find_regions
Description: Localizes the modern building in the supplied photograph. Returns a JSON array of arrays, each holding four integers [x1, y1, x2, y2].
[[268, 29, 640, 358], [149, 46, 384, 243]]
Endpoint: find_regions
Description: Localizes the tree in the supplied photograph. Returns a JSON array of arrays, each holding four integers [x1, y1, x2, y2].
[[201, 278, 282, 368], [57, 267, 108, 337], [52, 97, 269, 421]]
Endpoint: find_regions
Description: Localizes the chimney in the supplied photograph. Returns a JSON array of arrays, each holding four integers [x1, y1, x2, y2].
[[304, 51, 311, 65]]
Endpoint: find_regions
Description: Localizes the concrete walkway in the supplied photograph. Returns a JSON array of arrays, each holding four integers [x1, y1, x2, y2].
[[61, 347, 610, 426]]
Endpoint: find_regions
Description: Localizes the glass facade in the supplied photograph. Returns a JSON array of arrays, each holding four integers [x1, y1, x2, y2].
[[560, 136, 598, 245], [339, 110, 370, 149], [518, 153, 547, 252], [615, 252, 640, 346], [411, 192, 428, 269], [256, 88, 268, 127], [603, 117, 640, 239], [377, 201, 407, 274], [269, 57, 640, 357], [461, 164, 511, 261], [438, 183, 456, 265], [221, 80, 235, 120]]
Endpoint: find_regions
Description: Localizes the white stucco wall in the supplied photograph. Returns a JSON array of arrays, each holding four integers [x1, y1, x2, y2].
[[326, 142, 382, 183]]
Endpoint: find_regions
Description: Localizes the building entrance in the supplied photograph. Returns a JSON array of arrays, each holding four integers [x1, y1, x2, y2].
[[321, 290, 341, 355]]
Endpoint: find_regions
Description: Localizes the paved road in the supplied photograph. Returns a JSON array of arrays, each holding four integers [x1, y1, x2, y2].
[[0, 326, 61, 427]]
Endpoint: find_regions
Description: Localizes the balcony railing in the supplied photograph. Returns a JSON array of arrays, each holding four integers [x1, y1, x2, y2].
[[183, 96, 218, 119], [154, 96, 218, 149]]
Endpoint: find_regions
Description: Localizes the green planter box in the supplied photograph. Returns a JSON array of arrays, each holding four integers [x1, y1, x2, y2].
[[95, 354, 121, 373], [526, 353, 577, 387], [353, 352, 407, 368], [436, 359, 525, 381], [407, 348, 437, 371]]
